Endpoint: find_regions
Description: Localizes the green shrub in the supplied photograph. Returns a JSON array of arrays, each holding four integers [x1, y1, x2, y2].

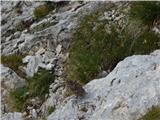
[[34, 4, 52, 20], [138, 106, 160, 120], [66, 7, 160, 84], [28, 69, 54, 100], [9, 87, 28, 112], [130, 1, 160, 25]]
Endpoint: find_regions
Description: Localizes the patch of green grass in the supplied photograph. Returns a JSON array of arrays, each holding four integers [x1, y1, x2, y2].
[[9, 69, 54, 112], [138, 106, 160, 120], [130, 1, 160, 25], [9, 87, 28, 112], [66, 6, 160, 84]]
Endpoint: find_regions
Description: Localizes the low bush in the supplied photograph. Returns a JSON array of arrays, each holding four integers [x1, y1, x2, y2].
[[130, 1, 160, 25], [138, 106, 160, 120]]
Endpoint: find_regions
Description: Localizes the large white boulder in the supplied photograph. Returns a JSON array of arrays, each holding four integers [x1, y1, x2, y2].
[[48, 50, 160, 120]]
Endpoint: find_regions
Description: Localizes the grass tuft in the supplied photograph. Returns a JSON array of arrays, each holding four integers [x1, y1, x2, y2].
[[130, 1, 160, 25], [138, 106, 160, 120], [28, 69, 54, 100], [1, 54, 26, 78]]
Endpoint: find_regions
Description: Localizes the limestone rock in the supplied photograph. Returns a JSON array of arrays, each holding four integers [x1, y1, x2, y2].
[[48, 50, 160, 120]]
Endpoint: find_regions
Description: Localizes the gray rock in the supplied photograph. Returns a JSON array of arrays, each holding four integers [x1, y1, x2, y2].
[[48, 50, 160, 120], [1, 112, 23, 120]]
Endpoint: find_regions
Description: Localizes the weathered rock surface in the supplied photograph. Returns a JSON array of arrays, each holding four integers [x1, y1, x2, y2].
[[1, 112, 23, 120], [48, 50, 160, 120], [22, 50, 56, 77]]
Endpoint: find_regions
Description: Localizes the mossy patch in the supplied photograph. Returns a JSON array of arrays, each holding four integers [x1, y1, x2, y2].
[[66, 3, 160, 84], [138, 106, 160, 120]]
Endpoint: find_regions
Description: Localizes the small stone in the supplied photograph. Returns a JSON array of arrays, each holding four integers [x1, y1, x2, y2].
[[36, 48, 46, 55]]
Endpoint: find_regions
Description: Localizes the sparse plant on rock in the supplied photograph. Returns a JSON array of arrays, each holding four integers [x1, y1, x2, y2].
[[66, 3, 160, 84]]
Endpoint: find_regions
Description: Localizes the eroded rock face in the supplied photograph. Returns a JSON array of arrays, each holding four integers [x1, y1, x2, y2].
[[48, 50, 160, 120]]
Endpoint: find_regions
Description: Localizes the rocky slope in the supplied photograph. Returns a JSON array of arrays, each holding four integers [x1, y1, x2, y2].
[[1, 1, 160, 120], [48, 50, 160, 120]]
